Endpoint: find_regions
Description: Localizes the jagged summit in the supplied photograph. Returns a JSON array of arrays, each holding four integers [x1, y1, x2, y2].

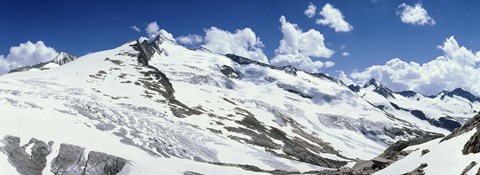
[[8, 52, 77, 73], [52, 52, 78, 65], [363, 79, 395, 99], [442, 88, 480, 103]]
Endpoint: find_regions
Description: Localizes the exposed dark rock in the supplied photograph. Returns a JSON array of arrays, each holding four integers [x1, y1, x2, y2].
[[390, 102, 409, 111], [397, 90, 418, 98], [51, 144, 86, 175], [281, 65, 298, 75], [403, 163, 427, 175], [463, 127, 480, 154], [442, 114, 480, 142], [410, 110, 461, 132], [1, 136, 53, 175], [225, 54, 343, 84], [363, 79, 395, 99], [220, 65, 239, 78], [84, 151, 127, 175], [348, 84, 361, 92], [131, 35, 165, 66], [441, 88, 480, 103], [460, 161, 477, 175], [339, 134, 442, 175], [420, 149, 430, 156], [225, 108, 347, 168]]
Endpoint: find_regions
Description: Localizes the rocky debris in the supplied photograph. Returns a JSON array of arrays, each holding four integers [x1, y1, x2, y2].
[[338, 134, 442, 174], [1, 136, 53, 175], [84, 151, 127, 175], [460, 161, 477, 175], [420, 149, 430, 156], [51, 144, 86, 175], [403, 163, 427, 175], [225, 107, 347, 168]]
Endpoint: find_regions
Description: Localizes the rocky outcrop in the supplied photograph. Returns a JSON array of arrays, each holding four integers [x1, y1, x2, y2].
[[1, 136, 128, 175], [442, 114, 480, 142], [220, 65, 239, 79], [51, 144, 86, 175], [1, 136, 53, 175], [337, 134, 442, 175], [84, 151, 127, 175]]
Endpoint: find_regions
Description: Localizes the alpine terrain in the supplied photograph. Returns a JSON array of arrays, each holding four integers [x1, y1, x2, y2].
[[0, 34, 479, 175]]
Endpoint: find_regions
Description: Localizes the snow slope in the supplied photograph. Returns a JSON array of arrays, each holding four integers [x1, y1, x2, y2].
[[0, 35, 437, 174], [356, 79, 479, 134], [375, 114, 480, 175]]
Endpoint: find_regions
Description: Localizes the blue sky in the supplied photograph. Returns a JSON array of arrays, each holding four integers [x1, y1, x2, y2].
[[2, 0, 480, 94]]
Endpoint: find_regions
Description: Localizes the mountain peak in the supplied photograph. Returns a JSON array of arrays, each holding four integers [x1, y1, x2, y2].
[[441, 88, 480, 103], [363, 79, 395, 99], [52, 52, 77, 65], [364, 78, 380, 88], [8, 51, 77, 73]]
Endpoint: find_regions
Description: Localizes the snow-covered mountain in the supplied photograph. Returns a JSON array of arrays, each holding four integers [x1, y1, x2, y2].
[[8, 52, 77, 73], [352, 79, 479, 134], [369, 113, 480, 175], [0, 34, 478, 175]]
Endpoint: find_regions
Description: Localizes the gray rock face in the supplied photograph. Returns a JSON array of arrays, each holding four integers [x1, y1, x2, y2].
[[1, 136, 53, 175], [0, 136, 128, 175], [84, 151, 127, 175], [51, 144, 86, 175]]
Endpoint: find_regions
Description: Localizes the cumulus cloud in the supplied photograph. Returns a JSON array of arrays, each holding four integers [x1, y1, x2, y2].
[[0, 41, 58, 74], [338, 71, 354, 85], [176, 34, 204, 45], [342, 52, 350, 56], [270, 16, 334, 73], [349, 36, 480, 95], [304, 2, 317, 18], [316, 3, 353, 32], [397, 3, 436, 26], [145, 21, 175, 41], [202, 27, 268, 63], [130, 25, 140, 32]]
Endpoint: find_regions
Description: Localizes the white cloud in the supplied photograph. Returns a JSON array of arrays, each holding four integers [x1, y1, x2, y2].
[[340, 44, 346, 50], [202, 27, 268, 63], [145, 21, 175, 41], [176, 34, 204, 45], [304, 2, 317, 18], [131, 25, 140, 32], [0, 41, 58, 74], [397, 3, 436, 26], [349, 36, 480, 95], [324, 61, 335, 68], [342, 52, 350, 56], [338, 71, 354, 85], [316, 3, 353, 32], [270, 16, 334, 73]]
